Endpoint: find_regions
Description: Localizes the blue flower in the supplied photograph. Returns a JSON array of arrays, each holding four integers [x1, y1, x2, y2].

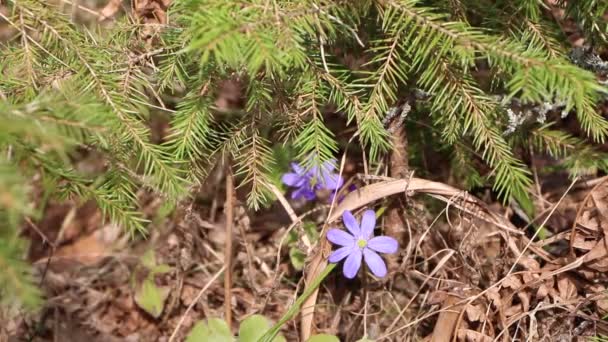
[[281, 160, 344, 201], [327, 210, 398, 279]]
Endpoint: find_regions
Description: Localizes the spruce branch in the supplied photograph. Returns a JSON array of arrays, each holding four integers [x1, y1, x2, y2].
[[8, 0, 186, 198], [386, 0, 608, 141], [293, 75, 339, 168], [0, 160, 41, 310]]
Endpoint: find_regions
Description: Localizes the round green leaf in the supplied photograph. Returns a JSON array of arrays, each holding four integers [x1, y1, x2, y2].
[[238, 314, 285, 342], [186, 318, 233, 342], [307, 334, 340, 342], [185, 321, 209, 342], [355, 337, 375, 342]]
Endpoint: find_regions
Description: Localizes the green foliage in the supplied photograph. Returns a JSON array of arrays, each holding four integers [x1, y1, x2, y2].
[[287, 221, 319, 271], [185, 315, 286, 342], [186, 318, 233, 342], [132, 250, 172, 318], [133, 278, 170, 319], [561, 0, 608, 45], [307, 334, 340, 342], [239, 315, 286, 342], [2, 0, 608, 314]]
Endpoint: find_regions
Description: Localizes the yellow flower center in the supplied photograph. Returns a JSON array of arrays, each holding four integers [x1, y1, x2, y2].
[[357, 239, 367, 248]]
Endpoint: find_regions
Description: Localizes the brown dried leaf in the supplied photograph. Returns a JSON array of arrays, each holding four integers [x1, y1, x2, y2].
[[465, 304, 486, 323], [485, 288, 502, 308], [571, 235, 598, 250], [518, 257, 540, 271], [431, 294, 463, 342], [556, 274, 578, 300], [517, 291, 530, 313], [584, 237, 608, 271], [591, 190, 608, 219], [596, 296, 608, 315], [536, 276, 554, 299], [522, 271, 539, 284], [502, 275, 522, 289], [428, 291, 449, 305], [457, 329, 493, 342], [537, 283, 549, 299], [54, 224, 120, 265], [504, 304, 522, 317], [100, 0, 122, 21]]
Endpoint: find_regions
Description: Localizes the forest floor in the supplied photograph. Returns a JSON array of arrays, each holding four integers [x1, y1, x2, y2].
[[3, 1, 608, 342], [5, 117, 608, 341]]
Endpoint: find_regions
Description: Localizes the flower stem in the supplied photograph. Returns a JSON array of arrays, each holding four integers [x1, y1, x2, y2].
[[259, 263, 336, 342]]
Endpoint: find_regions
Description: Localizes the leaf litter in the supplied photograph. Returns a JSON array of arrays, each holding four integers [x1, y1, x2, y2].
[[4, 4, 608, 340]]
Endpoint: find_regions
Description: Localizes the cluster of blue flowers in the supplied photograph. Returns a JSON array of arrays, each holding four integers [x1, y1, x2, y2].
[[281, 160, 344, 201], [281, 159, 398, 279]]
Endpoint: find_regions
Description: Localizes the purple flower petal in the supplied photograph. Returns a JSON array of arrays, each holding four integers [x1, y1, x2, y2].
[[319, 172, 344, 190], [327, 229, 355, 247], [367, 236, 398, 254], [318, 161, 343, 189], [360, 210, 376, 239], [291, 162, 306, 176], [342, 210, 360, 236], [281, 173, 304, 187], [363, 248, 387, 277], [292, 187, 316, 200], [321, 160, 337, 172], [343, 248, 362, 279], [329, 246, 353, 263]]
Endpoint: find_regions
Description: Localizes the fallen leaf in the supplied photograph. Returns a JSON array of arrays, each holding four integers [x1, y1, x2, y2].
[[556, 275, 578, 300], [502, 275, 522, 289], [457, 329, 493, 342], [54, 224, 120, 265], [504, 303, 522, 317], [100, 0, 122, 20], [465, 304, 486, 323], [430, 294, 463, 342]]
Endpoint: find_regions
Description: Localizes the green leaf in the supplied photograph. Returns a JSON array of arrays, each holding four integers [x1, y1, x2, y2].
[[152, 263, 172, 275], [302, 221, 319, 243], [512, 190, 535, 220], [289, 247, 306, 271], [140, 249, 157, 270], [238, 314, 285, 342], [186, 322, 210, 342], [133, 278, 170, 319], [186, 318, 233, 342], [355, 337, 375, 342], [307, 334, 340, 342], [208, 318, 234, 339], [139, 249, 172, 275]]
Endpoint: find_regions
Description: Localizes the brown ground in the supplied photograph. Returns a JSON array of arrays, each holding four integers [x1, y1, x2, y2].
[[2, 1, 608, 341]]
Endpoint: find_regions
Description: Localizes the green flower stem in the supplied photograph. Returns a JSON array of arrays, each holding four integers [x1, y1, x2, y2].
[[259, 263, 336, 342]]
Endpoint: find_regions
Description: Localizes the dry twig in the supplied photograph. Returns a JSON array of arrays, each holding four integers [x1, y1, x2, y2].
[[168, 265, 226, 342], [224, 166, 235, 329]]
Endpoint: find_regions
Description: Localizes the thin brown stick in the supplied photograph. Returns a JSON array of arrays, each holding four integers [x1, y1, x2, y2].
[[386, 101, 411, 270], [300, 152, 349, 341], [224, 166, 234, 329], [168, 265, 226, 342]]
